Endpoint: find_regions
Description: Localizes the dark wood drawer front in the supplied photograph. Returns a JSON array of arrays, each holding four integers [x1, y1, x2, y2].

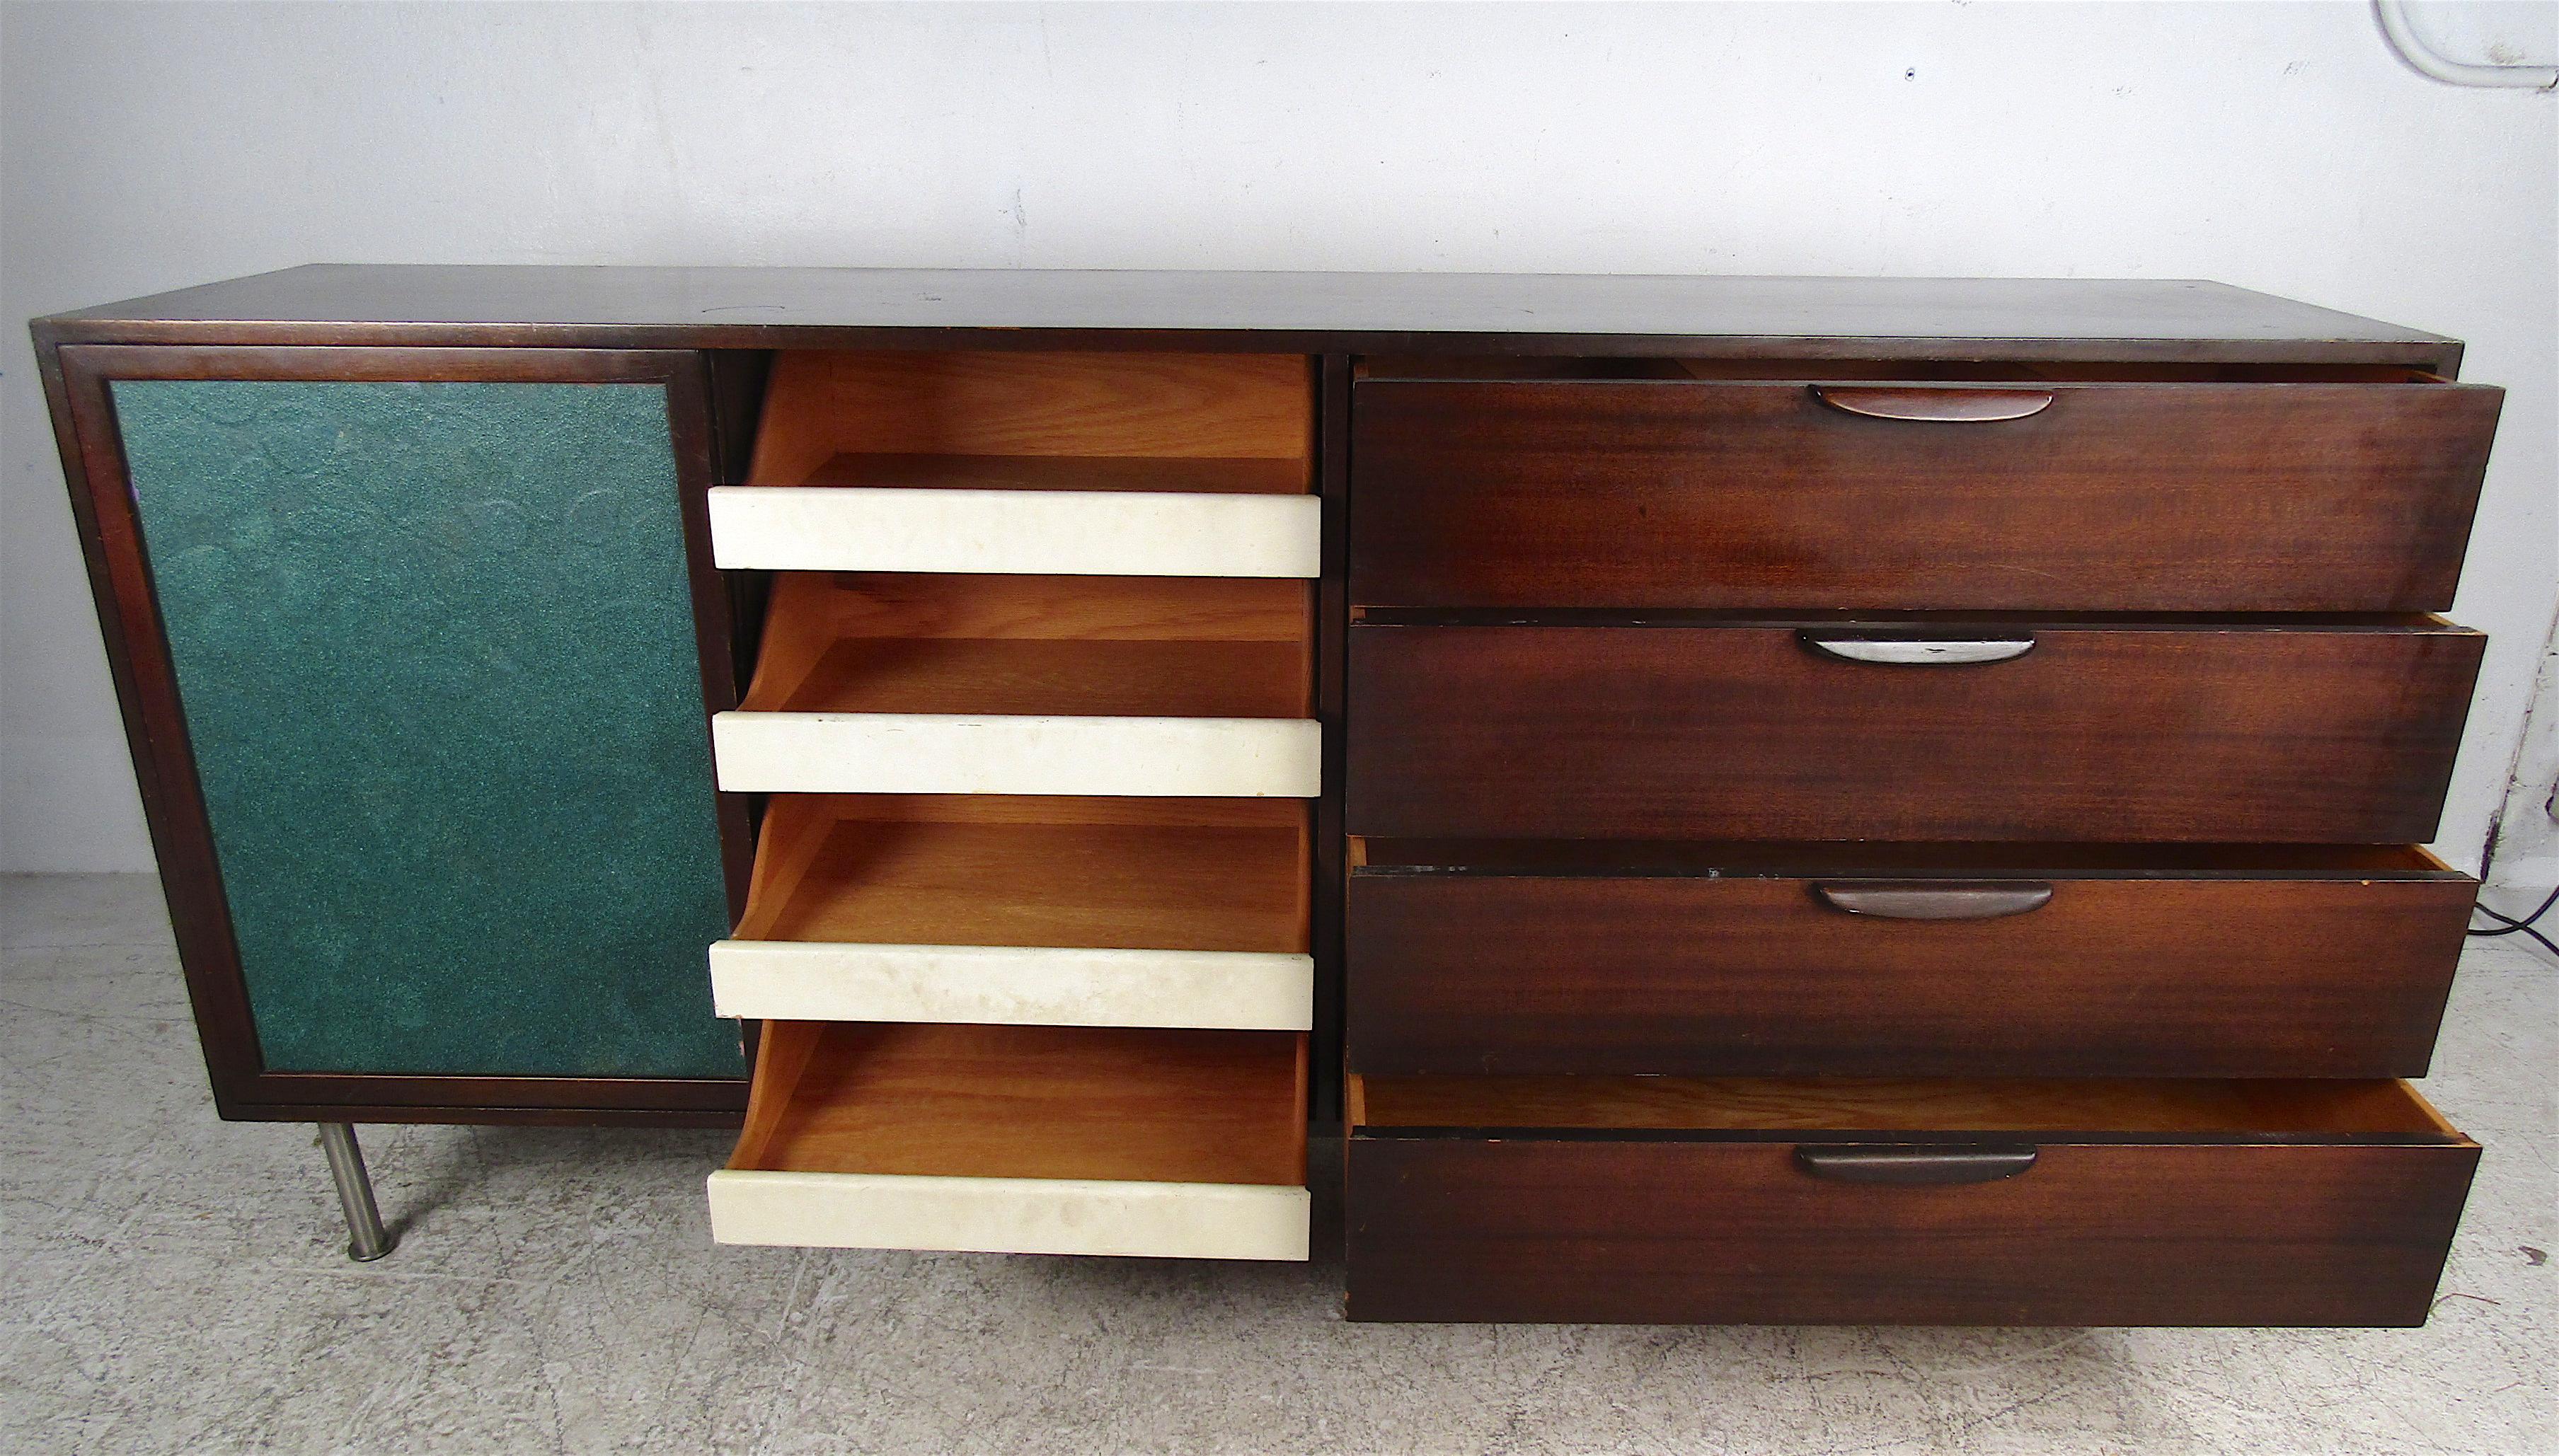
[[1346, 1136, 2478, 1325], [1350, 379, 2500, 611], [1347, 851, 2475, 1077], [1345, 621, 2483, 842]]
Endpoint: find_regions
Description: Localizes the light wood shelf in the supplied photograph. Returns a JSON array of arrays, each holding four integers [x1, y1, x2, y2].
[[795, 451, 1308, 495], [745, 349, 1314, 490], [739, 572, 1313, 720], [733, 1021, 1310, 1185], [734, 794, 1309, 954]]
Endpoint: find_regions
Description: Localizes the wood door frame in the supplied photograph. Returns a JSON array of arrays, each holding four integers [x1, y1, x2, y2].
[[40, 342, 752, 1126]]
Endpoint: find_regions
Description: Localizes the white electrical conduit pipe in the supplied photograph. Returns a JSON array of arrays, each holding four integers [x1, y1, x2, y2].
[[2376, 0, 2558, 90]]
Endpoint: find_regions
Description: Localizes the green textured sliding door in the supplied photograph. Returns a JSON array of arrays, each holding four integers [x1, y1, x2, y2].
[[114, 378, 741, 1078]]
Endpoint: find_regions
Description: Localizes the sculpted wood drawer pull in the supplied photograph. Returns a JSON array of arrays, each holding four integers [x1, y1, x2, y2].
[[1813, 882, 2057, 920], [1811, 384, 2057, 422], [1798, 631, 2038, 666], [1793, 1145, 2041, 1185]]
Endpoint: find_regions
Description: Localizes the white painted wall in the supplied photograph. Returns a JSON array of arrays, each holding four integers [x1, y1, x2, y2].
[[2485, 626, 2559, 904], [4, 1, 2554, 882]]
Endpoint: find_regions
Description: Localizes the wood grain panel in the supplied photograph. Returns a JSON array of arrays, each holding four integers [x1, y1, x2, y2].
[[35, 268, 2469, 372], [746, 349, 1313, 485], [1346, 853, 2475, 1077], [714, 1020, 1312, 1259], [1351, 378, 2500, 611], [800, 452, 1309, 492], [735, 795, 1310, 954], [1347, 1073, 2458, 1136], [1345, 1136, 2478, 1324], [732, 1022, 1308, 1185], [744, 573, 1313, 717], [1344, 621, 2483, 843], [720, 572, 1321, 797]]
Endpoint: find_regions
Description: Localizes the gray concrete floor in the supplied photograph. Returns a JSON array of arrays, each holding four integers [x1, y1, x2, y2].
[[0, 873, 2551, 1455]]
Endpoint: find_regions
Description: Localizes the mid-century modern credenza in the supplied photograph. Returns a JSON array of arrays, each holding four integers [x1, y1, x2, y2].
[[36, 267, 2499, 1322]]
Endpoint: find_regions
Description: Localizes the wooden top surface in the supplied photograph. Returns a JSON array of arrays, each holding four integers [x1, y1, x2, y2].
[[35, 265, 2457, 364]]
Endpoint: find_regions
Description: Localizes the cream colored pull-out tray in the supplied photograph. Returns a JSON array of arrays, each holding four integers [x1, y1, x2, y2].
[[710, 484, 1321, 578], [711, 795, 1314, 1030], [713, 1022, 1311, 1261], [715, 573, 1321, 797], [711, 710, 1321, 797], [711, 941, 1312, 1031]]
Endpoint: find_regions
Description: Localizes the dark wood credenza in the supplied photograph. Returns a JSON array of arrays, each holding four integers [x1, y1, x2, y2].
[[35, 267, 2500, 1321]]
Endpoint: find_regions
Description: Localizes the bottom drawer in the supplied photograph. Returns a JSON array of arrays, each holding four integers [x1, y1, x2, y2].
[[713, 1022, 1309, 1260], [1346, 1075, 2476, 1325]]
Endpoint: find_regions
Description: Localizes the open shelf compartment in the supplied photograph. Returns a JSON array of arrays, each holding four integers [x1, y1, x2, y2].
[[709, 350, 1320, 577], [711, 1022, 1311, 1260], [738, 572, 1312, 720], [712, 572, 1321, 797], [711, 794, 1311, 1029]]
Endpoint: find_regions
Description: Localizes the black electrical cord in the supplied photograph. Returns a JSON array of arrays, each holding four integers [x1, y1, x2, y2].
[[2468, 882, 2559, 959]]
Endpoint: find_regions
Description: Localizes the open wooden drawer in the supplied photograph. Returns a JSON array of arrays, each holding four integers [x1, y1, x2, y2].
[[711, 1022, 1311, 1259], [1345, 1075, 2478, 1324], [1347, 840, 2475, 1077], [1350, 357, 2499, 612], [1346, 616, 2483, 842], [711, 794, 1311, 1029], [713, 572, 1321, 796], [708, 350, 1319, 577]]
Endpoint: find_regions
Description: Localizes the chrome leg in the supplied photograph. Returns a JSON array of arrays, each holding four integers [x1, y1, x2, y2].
[[318, 1122, 395, 1261]]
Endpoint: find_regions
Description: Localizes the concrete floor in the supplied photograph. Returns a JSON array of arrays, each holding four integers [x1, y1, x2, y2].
[[0, 874, 2551, 1455]]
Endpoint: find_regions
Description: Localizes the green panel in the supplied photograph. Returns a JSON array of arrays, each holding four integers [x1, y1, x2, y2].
[[115, 379, 742, 1078]]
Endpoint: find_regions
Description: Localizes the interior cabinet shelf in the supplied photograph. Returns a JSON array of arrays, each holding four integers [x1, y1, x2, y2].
[[710, 1022, 1311, 1260], [731, 795, 1309, 954], [737, 574, 1312, 720], [740, 1022, 1309, 1183], [793, 451, 1309, 494], [706, 342, 1323, 1257], [709, 349, 1321, 577], [713, 572, 1321, 797], [711, 795, 1313, 1029]]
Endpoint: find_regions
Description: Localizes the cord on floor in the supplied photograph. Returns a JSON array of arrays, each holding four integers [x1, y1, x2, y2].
[[2468, 882, 2559, 959]]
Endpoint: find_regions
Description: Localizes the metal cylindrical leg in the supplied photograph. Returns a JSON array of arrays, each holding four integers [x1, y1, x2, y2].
[[318, 1122, 396, 1261]]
